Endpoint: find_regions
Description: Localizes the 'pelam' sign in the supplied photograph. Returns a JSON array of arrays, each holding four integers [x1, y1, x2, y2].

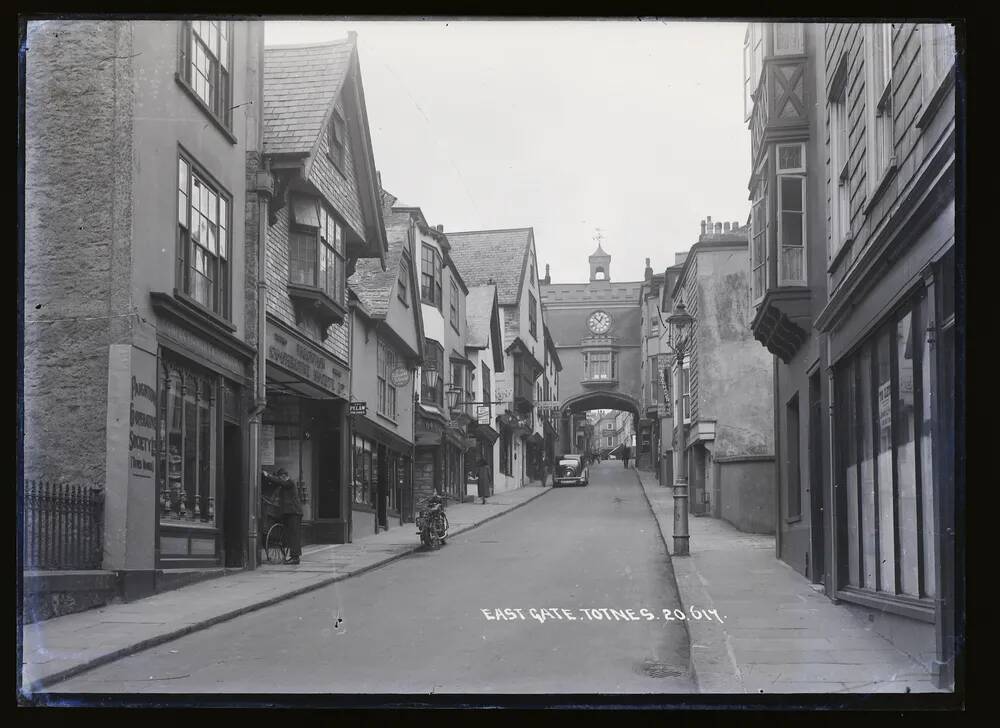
[[349, 402, 367, 417]]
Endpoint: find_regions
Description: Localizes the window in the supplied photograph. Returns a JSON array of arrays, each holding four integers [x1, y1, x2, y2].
[[829, 81, 851, 257], [328, 110, 346, 170], [158, 360, 218, 529], [421, 339, 444, 408], [834, 291, 935, 602], [421, 244, 443, 309], [289, 198, 345, 306], [529, 263, 535, 287], [397, 254, 409, 305], [607, 437, 613, 448], [481, 362, 492, 419], [865, 24, 895, 198], [177, 155, 230, 318], [179, 21, 232, 130], [743, 23, 764, 121], [606, 422, 613, 431], [528, 292, 538, 339], [778, 171, 807, 285], [450, 278, 460, 331], [649, 355, 661, 405], [773, 23, 804, 56], [586, 351, 615, 381], [450, 361, 464, 408], [677, 361, 691, 423], [919, 24, 956, 122], [465, 365, 475, 418], [786, 394, 802, 520], [377, 339, 399, 420], [750, 181, 768, 303], [499, 431, 513, 477], [352, 435, 376, 507]]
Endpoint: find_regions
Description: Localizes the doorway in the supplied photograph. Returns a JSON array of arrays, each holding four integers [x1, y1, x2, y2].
[[808, 372, 825, 585], [222, 422, 244, 567]]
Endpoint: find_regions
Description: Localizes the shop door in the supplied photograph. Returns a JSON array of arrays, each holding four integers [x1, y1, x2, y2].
[[808, 372, 826, 585], [316, 420, 340, 521], [376, 446, 388, 531]]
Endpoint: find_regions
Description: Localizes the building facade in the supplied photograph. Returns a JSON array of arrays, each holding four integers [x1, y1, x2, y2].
[[669, 218, 775, 533], [24, 20, 264, 606], [258, 36, 387, 547], [638, 259, 665, 472], [463, 285, 506, 496], [744, 21, 959, 687]]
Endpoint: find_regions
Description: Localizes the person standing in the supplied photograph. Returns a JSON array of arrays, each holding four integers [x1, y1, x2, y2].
[[277, 469, 303, 565], [622, 444, 631, 469], [477, 458, 492, 505]]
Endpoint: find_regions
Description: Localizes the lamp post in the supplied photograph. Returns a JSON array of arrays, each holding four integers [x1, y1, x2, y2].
[[664, 298, 694, 556]]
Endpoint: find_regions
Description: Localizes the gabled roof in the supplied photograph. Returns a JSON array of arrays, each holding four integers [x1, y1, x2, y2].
[[347, 238, 406, 319], [263, 40, 355, 157], [590, 243, 610, 258], [445, 228, 534, 307], [465, 285, 498, 349]]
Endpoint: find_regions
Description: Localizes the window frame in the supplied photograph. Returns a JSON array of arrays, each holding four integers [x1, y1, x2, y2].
[[328, 109, 346, 171], [176, 152, 232, 320], [288, 197, 346, 307], [421, 339, 445, 408], [773, 23, 804, 56], [750, 181, 768, 305], [397, 252, 410, 306], [178, 21, 234, 135], [865, 23, 896, 203], [421, 243, 443, 310], [450, 277, 460, 333], [528, 292, 538, 339], [829, 82, 852, 259], [376, 338, 399, 421], [585, 350, 616, 381], [777, 171, 807, 286]]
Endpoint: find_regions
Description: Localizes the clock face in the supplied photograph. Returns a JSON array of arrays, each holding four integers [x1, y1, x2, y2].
[[588, 310, 612, 334]]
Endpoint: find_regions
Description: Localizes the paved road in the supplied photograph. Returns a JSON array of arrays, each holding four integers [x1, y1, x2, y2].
[[50, 463, 693, 694]]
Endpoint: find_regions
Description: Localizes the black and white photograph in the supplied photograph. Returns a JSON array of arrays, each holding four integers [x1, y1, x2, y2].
[[17, 15, 964, 707]]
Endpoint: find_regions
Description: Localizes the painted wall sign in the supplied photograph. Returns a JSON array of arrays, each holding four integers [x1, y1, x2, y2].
[[261, 424, 275, 466], [129, 374, 157, 478], [350, 402, 368, 416], [266, 322, 347, 396]]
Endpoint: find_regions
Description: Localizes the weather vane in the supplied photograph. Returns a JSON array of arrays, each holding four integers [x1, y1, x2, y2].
[[593, 227, 605, 245]]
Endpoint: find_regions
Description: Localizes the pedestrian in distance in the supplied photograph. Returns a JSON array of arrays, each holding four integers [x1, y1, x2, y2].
[[477, 458, 492, 505], [622, 445, 631, 469], [276, 468, 303, 565]]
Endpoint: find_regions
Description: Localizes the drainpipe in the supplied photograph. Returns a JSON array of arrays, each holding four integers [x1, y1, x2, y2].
[[248, 157, 273, 568]]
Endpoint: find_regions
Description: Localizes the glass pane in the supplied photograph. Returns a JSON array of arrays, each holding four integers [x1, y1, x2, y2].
[[178, 189, 188, 227], [199, 395, 213, 523], [876, 328, 896, 592], [781, 213, 803, 246], [778, 144, 802, 170], [896, 311, 919, 596], [781, 176, 803, 212], [218, 198, 227, 259], [184, 396, 198, 520], [839, 364, 860, 587], [859, 347, 877, 589], [289, 231, 317, 286], [917, 295, 936, 598]]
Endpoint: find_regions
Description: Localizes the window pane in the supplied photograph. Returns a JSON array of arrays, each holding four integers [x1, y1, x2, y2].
[[290, 231, 317, 285], [896, 310, 919, 596], [859, 347, 877, 589], [291, 197, 320, 229], [917, 293, 936, 598], [875, 328, 896, 592], [218, 198, 227, 259], [184, 395, 198, 518], [839, 363, 860, 587]]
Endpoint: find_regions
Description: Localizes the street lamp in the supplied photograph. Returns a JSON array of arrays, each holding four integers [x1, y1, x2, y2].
[[664, 298, 694, 556], [446, 385, 462, 411]]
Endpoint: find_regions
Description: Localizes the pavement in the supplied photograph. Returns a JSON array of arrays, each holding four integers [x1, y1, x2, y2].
[[39, 464, 692, 695], [20, 482, 551, 697], [633, 468, 948, 694]]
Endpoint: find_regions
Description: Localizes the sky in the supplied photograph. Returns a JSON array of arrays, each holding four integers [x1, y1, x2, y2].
[[265, 19, 751, 284]]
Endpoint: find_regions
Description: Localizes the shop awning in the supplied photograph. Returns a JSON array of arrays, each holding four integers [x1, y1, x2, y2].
[[470, 422, 500, 445]]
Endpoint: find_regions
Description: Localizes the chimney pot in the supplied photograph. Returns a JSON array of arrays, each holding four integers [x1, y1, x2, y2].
[[724, 222, 731, 232], [715, 222, 723, 234], [435, 224, 444, 232], [700, 220, 706, 235]]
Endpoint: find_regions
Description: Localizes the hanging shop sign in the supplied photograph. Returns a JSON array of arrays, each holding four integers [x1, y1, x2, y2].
[[477, 405, 491, 425], [350, 402, 368, 417], [389, 366, 412, 387], [261, 424, 275, 466]]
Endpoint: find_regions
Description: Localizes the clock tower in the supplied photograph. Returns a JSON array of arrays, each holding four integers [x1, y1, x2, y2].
[[589, 232, 611, 282]]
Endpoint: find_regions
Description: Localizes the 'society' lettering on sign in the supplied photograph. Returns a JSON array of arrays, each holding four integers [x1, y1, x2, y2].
[[129, 375, 157, 478]]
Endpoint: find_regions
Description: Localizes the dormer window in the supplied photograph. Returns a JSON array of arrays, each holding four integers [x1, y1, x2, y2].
[[328, 110, 346, 170]]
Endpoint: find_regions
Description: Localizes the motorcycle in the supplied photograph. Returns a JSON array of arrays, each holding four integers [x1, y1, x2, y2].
[[415, 493, 450, 549]]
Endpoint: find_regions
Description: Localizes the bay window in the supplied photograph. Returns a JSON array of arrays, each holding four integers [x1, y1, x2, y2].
[[178, 21, 232, 131], [743, 23, 764, 121], [750, 180, 768, 303], [289, 196, 346, 306], [777, 144, 807, 285], [865, 23, 895, 198], [177, 155, 230, 318]]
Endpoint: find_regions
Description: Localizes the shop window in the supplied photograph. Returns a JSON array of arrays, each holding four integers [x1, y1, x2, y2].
[[834, 292, 934, 604], [352, 435, 376, 508], [262, 394, 313, 522], [178, 20, 232, 131], [158, 361, 218, 529], [177, 155, 230, 318], [421, 244, 443, 309], [499, 431, 513, 477]]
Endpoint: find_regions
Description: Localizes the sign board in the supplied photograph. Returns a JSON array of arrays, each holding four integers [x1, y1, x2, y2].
[[266, 322, 347, 397], [128, 370, 157, 479], [261, 425, 275, 466], [878, 382, 892, 431], [477, 405, 491, 425], [350, 402, 367, 417], [389, 366, 411, 387], [535, 400, 561, 409]]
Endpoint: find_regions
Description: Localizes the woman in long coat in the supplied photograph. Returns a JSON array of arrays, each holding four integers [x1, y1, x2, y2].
[[477, 459, 492, 505]]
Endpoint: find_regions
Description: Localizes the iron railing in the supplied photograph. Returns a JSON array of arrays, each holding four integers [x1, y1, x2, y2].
[[22, 481, 104, 570]]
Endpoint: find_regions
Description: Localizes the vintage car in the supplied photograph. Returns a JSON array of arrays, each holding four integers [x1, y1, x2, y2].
[[554, 453, 589, 487]]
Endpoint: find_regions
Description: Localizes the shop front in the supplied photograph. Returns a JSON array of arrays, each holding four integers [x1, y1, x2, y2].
[[149, 297, 255, 573], [525, 431, 544, 482], [350, 415, 413, 537], [467, 421, 499, 497], [262, 318, 350, 545]]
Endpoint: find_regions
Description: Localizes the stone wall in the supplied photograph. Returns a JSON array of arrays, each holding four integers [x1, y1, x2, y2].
[[718, 457, 776, 534]]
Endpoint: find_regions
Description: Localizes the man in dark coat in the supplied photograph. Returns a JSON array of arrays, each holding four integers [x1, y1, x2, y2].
[[477, 459, 492, 505], [622, 445, 631, 469], [276, 469, 303, 565]]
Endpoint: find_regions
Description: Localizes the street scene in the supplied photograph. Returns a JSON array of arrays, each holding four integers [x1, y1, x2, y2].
[[19, 18, 961, 704]]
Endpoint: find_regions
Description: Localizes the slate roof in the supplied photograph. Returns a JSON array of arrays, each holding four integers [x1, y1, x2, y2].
[[465, 285, 497, 349], [263, 40, 354, 156], [347, 236, 405, 319], [445, 228, 533, 307]]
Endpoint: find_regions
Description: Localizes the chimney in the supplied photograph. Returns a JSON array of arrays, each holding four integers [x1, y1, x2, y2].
[[723, 221, 730, 233], [543, 263, 551, 284], [715, 222, 723, 235], [700, 219, 706, 236], [733, 221, 740, 230], [706, 215, 713, 234], [435, 224, 444, 232], [644, 257, 653, 281]]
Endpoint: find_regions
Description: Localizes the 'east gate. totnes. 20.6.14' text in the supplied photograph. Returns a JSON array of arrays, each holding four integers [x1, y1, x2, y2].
[[480, 607, 725, 624]]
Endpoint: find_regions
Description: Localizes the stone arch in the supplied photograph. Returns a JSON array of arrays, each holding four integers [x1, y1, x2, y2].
[[560, 390, 640, 419]]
